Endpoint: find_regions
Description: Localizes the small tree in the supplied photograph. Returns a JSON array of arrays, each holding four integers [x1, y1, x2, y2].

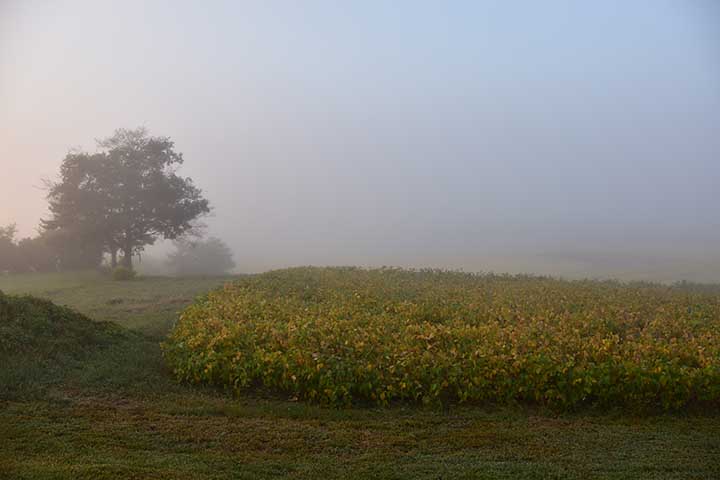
[[0, 223, 98, 273], [0, 224, 18, 272], [16, 235, 57, 273], [44, 128, 210, 269], [167, 237, 236, 276]]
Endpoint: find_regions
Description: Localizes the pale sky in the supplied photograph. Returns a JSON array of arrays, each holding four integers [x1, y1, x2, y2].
[[1, 1, 719, 280]]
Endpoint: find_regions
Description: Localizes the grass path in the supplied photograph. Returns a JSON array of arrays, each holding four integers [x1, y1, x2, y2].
[[1, 272, 718, 479]]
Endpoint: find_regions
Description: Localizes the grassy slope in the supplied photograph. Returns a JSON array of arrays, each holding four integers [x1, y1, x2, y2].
[[0, 272, 232, 337], [0, 272, 718, 479]]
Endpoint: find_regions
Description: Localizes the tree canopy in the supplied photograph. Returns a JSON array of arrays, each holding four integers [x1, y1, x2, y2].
[[44, 128, 210, 268]]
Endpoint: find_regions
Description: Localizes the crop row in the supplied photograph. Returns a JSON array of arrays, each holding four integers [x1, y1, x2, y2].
[[163, 267, 720, 409]]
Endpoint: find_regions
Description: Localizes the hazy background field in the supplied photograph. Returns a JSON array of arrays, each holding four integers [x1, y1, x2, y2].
[[2, 1, 719, 282]]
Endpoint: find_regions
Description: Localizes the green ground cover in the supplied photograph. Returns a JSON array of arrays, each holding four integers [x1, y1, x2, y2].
[[0, 271, 718, 479]]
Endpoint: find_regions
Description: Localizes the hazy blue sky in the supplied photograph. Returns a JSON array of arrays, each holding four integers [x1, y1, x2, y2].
[[1, 1, 719, 279]]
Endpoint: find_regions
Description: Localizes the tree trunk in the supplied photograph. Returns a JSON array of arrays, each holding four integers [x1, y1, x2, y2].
[[110, 248, 118, 268], [122, 245, 133, 269]]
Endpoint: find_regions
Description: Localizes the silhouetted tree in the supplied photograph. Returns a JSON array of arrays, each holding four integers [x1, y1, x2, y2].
[[42, 151, 115, 267], [44, 128, 210, 269], [167, 237, 235, 276]]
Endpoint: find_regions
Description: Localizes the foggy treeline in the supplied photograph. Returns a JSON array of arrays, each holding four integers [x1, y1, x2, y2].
[[1, 128, 235, 276]]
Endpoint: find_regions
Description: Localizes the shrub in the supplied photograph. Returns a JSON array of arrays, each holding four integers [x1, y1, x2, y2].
[[163, 267, 720, 410], [167, 237, 236, 276], [112, 266, 136, 281]]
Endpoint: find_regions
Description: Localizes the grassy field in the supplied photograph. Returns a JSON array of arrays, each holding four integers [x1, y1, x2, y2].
[[1, 271, 719, 479]]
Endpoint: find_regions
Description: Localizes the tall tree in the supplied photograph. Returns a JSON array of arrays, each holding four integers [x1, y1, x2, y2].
[[44, 128, 210, 269], [42, 151, 113, 267]]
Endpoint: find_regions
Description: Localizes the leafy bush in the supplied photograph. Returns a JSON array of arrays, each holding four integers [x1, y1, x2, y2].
[[163, 267, 720, 410], [112, 266, 136, 281]]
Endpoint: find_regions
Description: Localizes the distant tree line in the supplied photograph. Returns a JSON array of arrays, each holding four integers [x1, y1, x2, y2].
[[0, 223, 100, 273], [0, 222, 236, 276], [2, 127, 219, 274]]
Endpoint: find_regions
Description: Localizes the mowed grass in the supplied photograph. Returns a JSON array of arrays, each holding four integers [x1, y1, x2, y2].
[[0, 271, 232, 337], [1, 272, 719, 479]]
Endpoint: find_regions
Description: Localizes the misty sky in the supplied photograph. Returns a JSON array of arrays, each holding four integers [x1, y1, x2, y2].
[[1, 1, 719, 280]]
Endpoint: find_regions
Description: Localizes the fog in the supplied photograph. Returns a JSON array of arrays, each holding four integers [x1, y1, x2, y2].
[[1, 1, 719, 281]]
